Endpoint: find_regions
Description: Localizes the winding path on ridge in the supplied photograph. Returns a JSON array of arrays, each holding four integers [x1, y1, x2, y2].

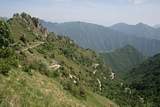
[[21, 42, 45, 52]]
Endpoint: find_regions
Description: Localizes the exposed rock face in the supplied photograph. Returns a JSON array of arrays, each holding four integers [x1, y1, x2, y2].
[[92, 63, 99, 69], [108, 67, 115, 80], [110, 72, 115, 80], [124, 88, 131, 94], [32, 17, 48, 37], [49, 64, 61, 70], [97, 78, 102, 91], [49, 60, 61, 70], [41, 27, 48, 37], [69, 74, 79, 85], [13, 12, 48, 38], [93, 70, 97, 75]]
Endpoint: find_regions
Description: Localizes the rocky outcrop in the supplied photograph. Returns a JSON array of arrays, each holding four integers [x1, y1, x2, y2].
[[13, 12, 48, 38]]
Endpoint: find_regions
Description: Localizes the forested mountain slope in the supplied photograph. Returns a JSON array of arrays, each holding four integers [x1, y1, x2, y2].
[[100, 45, 146, 74], [126, 54, 160, 107]]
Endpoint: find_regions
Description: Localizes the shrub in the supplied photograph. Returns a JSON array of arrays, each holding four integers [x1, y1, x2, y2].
[[0, 20, 13, 48], [28, 48, 34, 54], [79, 86, 86, 98], [29, 60, 49, 76], [20, 35, 27, 44], [50, 53, 55, 58], [32, 17, 39, 28], [62, 79, 87, 99], [0, 48, 18, 75], [0, 60, 10, 75], [48, 70, 60, 78], [23, 65, 31, 73], [62, 48, 73, 57], [0, 48, 14, 58], [0, 20, 17, 75], [62, 79, 73, 90], [38, 62, 48, 73]]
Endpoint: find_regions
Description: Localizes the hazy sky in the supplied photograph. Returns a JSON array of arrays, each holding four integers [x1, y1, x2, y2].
[[0, 0, 160, 26]]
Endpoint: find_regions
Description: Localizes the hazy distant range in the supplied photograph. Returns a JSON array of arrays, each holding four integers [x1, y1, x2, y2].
[[41, 20, 160, 56]]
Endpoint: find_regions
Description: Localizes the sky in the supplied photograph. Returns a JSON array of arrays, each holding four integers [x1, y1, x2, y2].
[[0, 0, 160, 26]]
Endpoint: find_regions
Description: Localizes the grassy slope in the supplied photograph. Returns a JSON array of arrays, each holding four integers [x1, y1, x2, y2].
[[0, 70, 118, 107]]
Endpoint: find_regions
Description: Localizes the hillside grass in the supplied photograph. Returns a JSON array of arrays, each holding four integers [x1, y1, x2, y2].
[[0, 70, 118, 107]]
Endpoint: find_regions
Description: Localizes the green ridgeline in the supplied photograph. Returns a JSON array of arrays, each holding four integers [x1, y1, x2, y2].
[[0, 13, 119, 107]]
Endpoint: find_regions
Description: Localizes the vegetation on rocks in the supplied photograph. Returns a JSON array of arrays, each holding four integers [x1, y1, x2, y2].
[[0, 13, 119, 107]]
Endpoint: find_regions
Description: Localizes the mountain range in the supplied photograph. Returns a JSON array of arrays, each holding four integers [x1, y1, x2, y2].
[[110, 23, 160, 40], [100, 45, 146, 74], [41, 21, 160, 56], [154, 24, 160, 29], [1, 13, 160, 107], [1, 13, 141, 107]]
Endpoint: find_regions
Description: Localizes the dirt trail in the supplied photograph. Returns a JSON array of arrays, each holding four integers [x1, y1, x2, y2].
[[21, 42, 44, 52]]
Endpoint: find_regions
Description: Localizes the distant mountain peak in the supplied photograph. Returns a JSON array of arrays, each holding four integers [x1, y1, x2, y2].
[[115, 45, 141, 55], [122, 44, 136, 50], [135, 22, 151, 27], [110, 23, 130, 27], [154, 24, 160, 28], [111, 22, 151, 28], [110, 22, 160, 41], [136, 22, 145, 25]]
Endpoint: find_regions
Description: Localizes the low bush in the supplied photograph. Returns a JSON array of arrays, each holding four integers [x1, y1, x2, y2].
[[62, 79, 87, 99], [48, 70, 60, 78], [0, 60, 10, 75], [29, 60, 49, 76], [0, 48, 18, 75]]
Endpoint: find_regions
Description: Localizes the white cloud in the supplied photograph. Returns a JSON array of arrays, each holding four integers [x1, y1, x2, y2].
[[128, 0, 147, 5]]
